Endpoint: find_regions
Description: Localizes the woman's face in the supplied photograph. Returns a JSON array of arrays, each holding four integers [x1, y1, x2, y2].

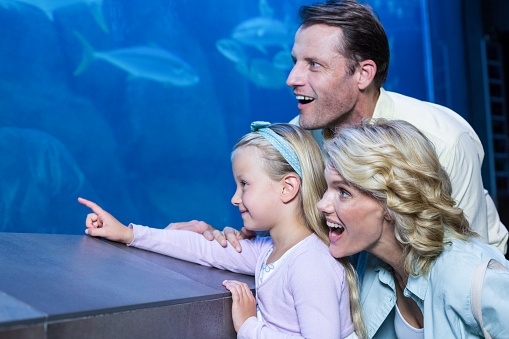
[[317, 165, 389, 258]]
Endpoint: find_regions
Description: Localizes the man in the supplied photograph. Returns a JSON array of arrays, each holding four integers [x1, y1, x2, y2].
[[171, 0, 508, 253]]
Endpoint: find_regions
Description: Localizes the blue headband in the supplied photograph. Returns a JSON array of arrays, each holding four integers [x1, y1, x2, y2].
[[250, 121, 302, 178]]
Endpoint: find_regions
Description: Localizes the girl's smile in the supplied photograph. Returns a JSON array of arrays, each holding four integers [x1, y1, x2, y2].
[[231, 146, 283, 232]]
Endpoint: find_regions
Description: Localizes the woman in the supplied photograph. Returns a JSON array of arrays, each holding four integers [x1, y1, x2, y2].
[[317, 119, 509, 338]]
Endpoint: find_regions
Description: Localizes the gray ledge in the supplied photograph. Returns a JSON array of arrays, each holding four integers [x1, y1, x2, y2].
[[0, 233, 255, 338]]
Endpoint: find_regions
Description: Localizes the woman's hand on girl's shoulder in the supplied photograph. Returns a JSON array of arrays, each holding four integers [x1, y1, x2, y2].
[[165, 221, 255, 253], [220, 227, 257, 253]]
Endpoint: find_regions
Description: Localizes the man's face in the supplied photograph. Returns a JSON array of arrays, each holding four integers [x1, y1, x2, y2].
[[287, 24, 360, 130]]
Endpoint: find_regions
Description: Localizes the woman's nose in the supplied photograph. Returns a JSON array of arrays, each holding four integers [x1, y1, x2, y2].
[[316, 192, 332, 215]]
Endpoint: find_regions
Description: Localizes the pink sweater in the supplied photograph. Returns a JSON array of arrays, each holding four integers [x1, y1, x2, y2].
[[129, 225, 355, 338]]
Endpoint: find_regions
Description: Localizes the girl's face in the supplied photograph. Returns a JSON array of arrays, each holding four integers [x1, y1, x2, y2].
[[231, 146, 282, 231], [317, 165, 389, 258]]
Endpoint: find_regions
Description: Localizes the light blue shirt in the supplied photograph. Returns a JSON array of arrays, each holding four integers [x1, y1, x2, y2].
[[355, 238, 509, 338]]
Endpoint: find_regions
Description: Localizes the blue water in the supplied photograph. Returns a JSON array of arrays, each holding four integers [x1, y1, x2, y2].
[[0, 0, 433, 234]]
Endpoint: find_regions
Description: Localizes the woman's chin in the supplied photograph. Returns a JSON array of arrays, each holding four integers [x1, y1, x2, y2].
[[329, 245, 345, 259]]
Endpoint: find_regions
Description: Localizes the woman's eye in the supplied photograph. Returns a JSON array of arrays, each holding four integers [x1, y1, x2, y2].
[[339, 188, 350, 197]]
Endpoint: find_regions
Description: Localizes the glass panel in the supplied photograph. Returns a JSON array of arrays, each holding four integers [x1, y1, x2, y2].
[[428, 0, 470, 119], [0, 0, 429, 234]]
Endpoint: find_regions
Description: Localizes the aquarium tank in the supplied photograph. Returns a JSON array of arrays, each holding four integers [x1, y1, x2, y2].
[[0, 0, 467, 234]]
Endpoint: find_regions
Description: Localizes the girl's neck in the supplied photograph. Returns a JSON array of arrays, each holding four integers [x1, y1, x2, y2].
[[267, 219, 312, 264]]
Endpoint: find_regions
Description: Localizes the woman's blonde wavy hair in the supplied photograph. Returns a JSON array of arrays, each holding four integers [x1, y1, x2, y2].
[[234, 123, 366, 338], [325, 119, 476, 277]]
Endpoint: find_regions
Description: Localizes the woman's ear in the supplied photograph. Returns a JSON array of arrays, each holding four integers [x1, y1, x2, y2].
[[280, 174, 301, 203], [384, 209, 394, 222], [357, 59, 377, 90]]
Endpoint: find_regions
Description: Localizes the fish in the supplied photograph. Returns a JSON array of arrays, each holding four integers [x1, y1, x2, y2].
[[0, 0, 108, 31], [273, 49, 293, 70], [258, 0, 274, 18], [237, 58, 287, 89], [216, 38, 247, 64], [73, 32, 199, 87], [232, 17, 292, 54]]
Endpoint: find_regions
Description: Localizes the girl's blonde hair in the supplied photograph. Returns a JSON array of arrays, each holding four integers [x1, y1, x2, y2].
[[325, 119, 475, 277], [234, 123, 366, 338]]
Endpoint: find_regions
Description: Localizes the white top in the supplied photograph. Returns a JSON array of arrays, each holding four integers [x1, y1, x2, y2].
[[394, 304, 424, 339]]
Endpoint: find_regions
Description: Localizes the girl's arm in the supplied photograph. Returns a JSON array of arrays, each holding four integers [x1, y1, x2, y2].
[[129, 224, 263, 275], [78, 197, 265, 275]]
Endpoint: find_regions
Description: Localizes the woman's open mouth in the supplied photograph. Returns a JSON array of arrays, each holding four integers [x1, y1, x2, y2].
[[327, 220, 344, 237]]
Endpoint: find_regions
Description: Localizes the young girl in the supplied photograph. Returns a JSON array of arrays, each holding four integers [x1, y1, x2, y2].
[[79, 122, 365, 338]]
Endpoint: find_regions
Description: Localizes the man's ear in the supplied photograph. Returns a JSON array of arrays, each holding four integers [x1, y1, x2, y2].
[[280, 173, 301, 203], [357, 59, 377, 90]]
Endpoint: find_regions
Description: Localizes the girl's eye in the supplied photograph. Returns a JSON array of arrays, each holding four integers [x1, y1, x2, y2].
[[241, 181, 247, 187]]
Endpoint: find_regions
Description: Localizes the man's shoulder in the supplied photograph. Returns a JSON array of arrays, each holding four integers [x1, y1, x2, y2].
[[289, 115, 300, 126], [381, 90, 481, 148], [385, 91, 458, 120], [384, 91, 469, 129]]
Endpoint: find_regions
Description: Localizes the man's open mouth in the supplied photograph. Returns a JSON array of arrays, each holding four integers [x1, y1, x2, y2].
[[296, 95, 315, 104]]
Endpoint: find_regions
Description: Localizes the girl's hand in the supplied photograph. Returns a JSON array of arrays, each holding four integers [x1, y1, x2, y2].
[[78, 197, 134, 244], [222, 280, 257, 332]]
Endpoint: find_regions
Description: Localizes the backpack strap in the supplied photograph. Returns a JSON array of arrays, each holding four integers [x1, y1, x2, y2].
[[471, 259, 509, 338]]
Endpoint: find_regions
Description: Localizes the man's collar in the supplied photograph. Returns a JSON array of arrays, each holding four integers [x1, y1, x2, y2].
[[372, 88, 395, 120]]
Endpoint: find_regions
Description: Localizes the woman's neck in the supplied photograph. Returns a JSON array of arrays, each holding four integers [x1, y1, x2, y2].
[[368, 221, 423, 327], [368, 225, 409, 284]]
